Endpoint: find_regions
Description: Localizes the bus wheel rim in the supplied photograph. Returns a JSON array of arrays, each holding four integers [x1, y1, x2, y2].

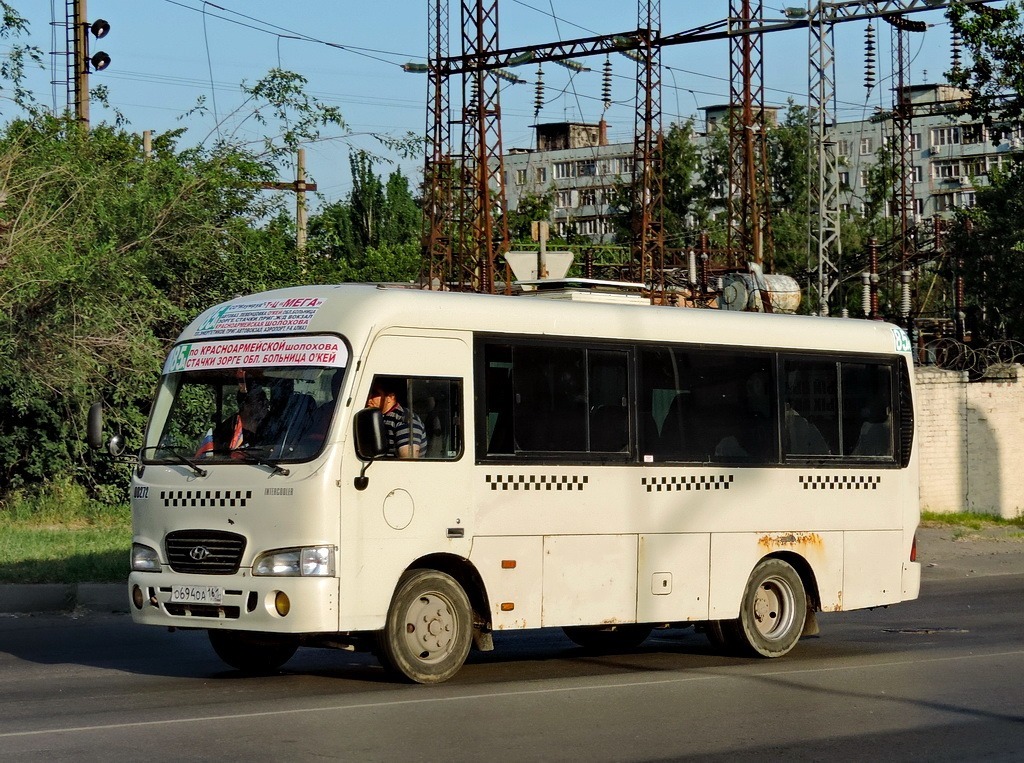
[[403, 592, 457, 663], [753, 575, 796, 640]]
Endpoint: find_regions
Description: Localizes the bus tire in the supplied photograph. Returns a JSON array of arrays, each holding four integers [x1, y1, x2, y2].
[[377, 569, 472, 684], [731, 558, 807, 658], [562, 624, 652, 652], [703, 620, 731, 651], [208, 630, 298, 673]]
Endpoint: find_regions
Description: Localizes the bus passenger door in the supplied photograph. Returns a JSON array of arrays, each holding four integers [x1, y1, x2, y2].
[[339, 333, 472, 628]]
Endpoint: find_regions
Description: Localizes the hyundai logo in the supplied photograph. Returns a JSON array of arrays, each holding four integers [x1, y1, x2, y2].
[[189, 546, 211, 561]]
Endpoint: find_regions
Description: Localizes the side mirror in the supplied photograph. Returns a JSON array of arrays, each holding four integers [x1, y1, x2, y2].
[[88, 402, 127, 458], [87, 402, 104, 450], [353, 407, 387, 490], [354, 407, 387, 460]]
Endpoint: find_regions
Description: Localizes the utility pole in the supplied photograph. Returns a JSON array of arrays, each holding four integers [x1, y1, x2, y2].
[[261, 149, 317, 254], [69, 0, 111, 127]]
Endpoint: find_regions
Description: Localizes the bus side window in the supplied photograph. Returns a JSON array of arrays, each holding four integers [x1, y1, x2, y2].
[[845, 363, 894, 458], [408, 378, 463, 460], [783, 361, 836, 457]]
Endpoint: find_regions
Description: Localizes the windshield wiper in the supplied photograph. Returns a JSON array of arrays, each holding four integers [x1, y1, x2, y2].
[[141, 446, 207, 478], [226, 447, 291, 476]]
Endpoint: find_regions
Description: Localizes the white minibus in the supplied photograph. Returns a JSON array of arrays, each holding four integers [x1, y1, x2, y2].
[[99, 282, 920, 683]]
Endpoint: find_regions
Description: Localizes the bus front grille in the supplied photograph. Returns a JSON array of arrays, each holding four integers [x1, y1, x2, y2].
[[165, 530, 246, 574]]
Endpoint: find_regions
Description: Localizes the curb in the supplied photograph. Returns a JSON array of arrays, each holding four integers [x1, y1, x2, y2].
[[0, 583, 127, 615]]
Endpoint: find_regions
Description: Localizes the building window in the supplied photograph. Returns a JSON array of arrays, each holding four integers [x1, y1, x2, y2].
[[579, 188, 598, 207], [838, 171, 850, 188], [553, 161, 575, 179], [555, 189, 573, 208], [514, 169, 526, 186], [910, 133, 922, 150], [931, 126, 961, 147], [577, 160, 597, 177], [962, 124, 985, 145], [837, 139, 851, 157], [859, 169, 869, 187], [933, 160, 960, 179], [913, 198, 924, 217], [910, 166, 923, 183], [535, 166, 547, 183], [859, 137, 874, 155], [616, 156, 634, 174]]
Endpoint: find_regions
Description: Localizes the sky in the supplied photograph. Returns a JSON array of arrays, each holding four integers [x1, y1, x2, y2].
[[9, 1, 965, 207]]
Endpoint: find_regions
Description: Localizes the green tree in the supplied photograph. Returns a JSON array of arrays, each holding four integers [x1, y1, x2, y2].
[[0, 115, 301, 498], [947, 2, 1024, 130], [947, 163, 1024, 340], [306, 152, 422, 283], [944, 1, 1024, 339], [505, 190, 555, 244]]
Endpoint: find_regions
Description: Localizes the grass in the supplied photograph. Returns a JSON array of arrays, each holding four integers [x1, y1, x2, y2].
[[0, 481, 130, 584], [920, 510, 1024, 541], [920, 510, 1024, 530]]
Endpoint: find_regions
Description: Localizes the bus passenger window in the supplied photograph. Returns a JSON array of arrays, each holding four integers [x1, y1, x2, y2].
[[783, 361, 837, 457], [481, 342, 628, 457], [845, 363, 894, 458]]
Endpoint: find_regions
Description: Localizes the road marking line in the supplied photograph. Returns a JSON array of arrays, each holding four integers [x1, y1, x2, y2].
[[2, 648, 1023, 739]]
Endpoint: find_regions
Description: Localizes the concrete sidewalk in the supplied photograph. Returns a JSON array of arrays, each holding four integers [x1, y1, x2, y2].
[[0, 525, 1019, 615], [0, 582, 128, 615]]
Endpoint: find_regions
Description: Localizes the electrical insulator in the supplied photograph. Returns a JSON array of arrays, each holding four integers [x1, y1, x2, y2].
[[534, 65, 544, 118], [687, 250, 697, 286], [900, 271, 912, 317], [864, 22, 876, 92], [951, 30, 962, 74], [602, 56, 612, 110], [861, 273, 872, 316]]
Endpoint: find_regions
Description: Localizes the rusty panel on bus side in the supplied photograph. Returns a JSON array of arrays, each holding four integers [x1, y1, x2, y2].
[[708, 531, 844, 619], [636, 533, 711, 622], [541, 534, 638, 627]]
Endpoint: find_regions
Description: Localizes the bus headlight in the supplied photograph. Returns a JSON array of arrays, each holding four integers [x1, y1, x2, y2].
[[253, 546, 335, 577], [131, 543, 161, 572]]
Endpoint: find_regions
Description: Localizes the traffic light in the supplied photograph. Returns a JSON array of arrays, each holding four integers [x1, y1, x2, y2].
[[85, 18, 111, 72]]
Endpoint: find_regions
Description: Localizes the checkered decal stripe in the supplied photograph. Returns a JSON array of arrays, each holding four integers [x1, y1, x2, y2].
[[485, 474, 588, 491], [642, 475, 734, 492], [799, 475, 881, 490], [161, 490, 253, 508]]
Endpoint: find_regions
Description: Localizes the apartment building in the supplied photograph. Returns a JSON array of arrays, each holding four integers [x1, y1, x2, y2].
[[502, 85, 1020, 243], [834, 84, 1020, 219]]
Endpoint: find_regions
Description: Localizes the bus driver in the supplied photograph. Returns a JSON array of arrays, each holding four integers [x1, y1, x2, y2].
[[366, 378, 427, 458]]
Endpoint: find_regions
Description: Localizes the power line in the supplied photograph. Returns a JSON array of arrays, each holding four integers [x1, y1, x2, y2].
[[159, 0, 415, 68]]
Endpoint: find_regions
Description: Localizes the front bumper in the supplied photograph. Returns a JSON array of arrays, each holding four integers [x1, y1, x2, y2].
[[128, 570, 339, 633]]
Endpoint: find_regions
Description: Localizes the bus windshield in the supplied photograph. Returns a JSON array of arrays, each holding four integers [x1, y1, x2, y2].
[[145, 333, 348, 464], [146, 365, 345, 465]]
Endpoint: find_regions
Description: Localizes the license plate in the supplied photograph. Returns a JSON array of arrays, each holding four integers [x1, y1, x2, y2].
[[170, 585, 224, 605]]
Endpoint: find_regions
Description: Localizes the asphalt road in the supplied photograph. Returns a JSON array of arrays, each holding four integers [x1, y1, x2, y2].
[[0, 547, 1022, 762]]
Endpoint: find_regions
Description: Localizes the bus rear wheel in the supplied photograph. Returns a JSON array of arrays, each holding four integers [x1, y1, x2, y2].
[[729, 558, 807, 658], [562, 624, 652, 651], [208, 630, 298, 673], [377, 569, 473, 684]]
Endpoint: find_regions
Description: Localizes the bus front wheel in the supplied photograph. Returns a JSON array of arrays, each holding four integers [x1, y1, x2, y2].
[[728, 558, 807, 658], [377, 569, 473, 684], [207, 630, 298, 673]]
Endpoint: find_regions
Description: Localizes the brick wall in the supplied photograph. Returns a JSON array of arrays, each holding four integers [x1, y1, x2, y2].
[[915, 364, 1024, 519]]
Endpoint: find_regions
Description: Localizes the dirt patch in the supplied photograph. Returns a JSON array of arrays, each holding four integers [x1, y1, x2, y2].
[[917, 522, 1024, 580]]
